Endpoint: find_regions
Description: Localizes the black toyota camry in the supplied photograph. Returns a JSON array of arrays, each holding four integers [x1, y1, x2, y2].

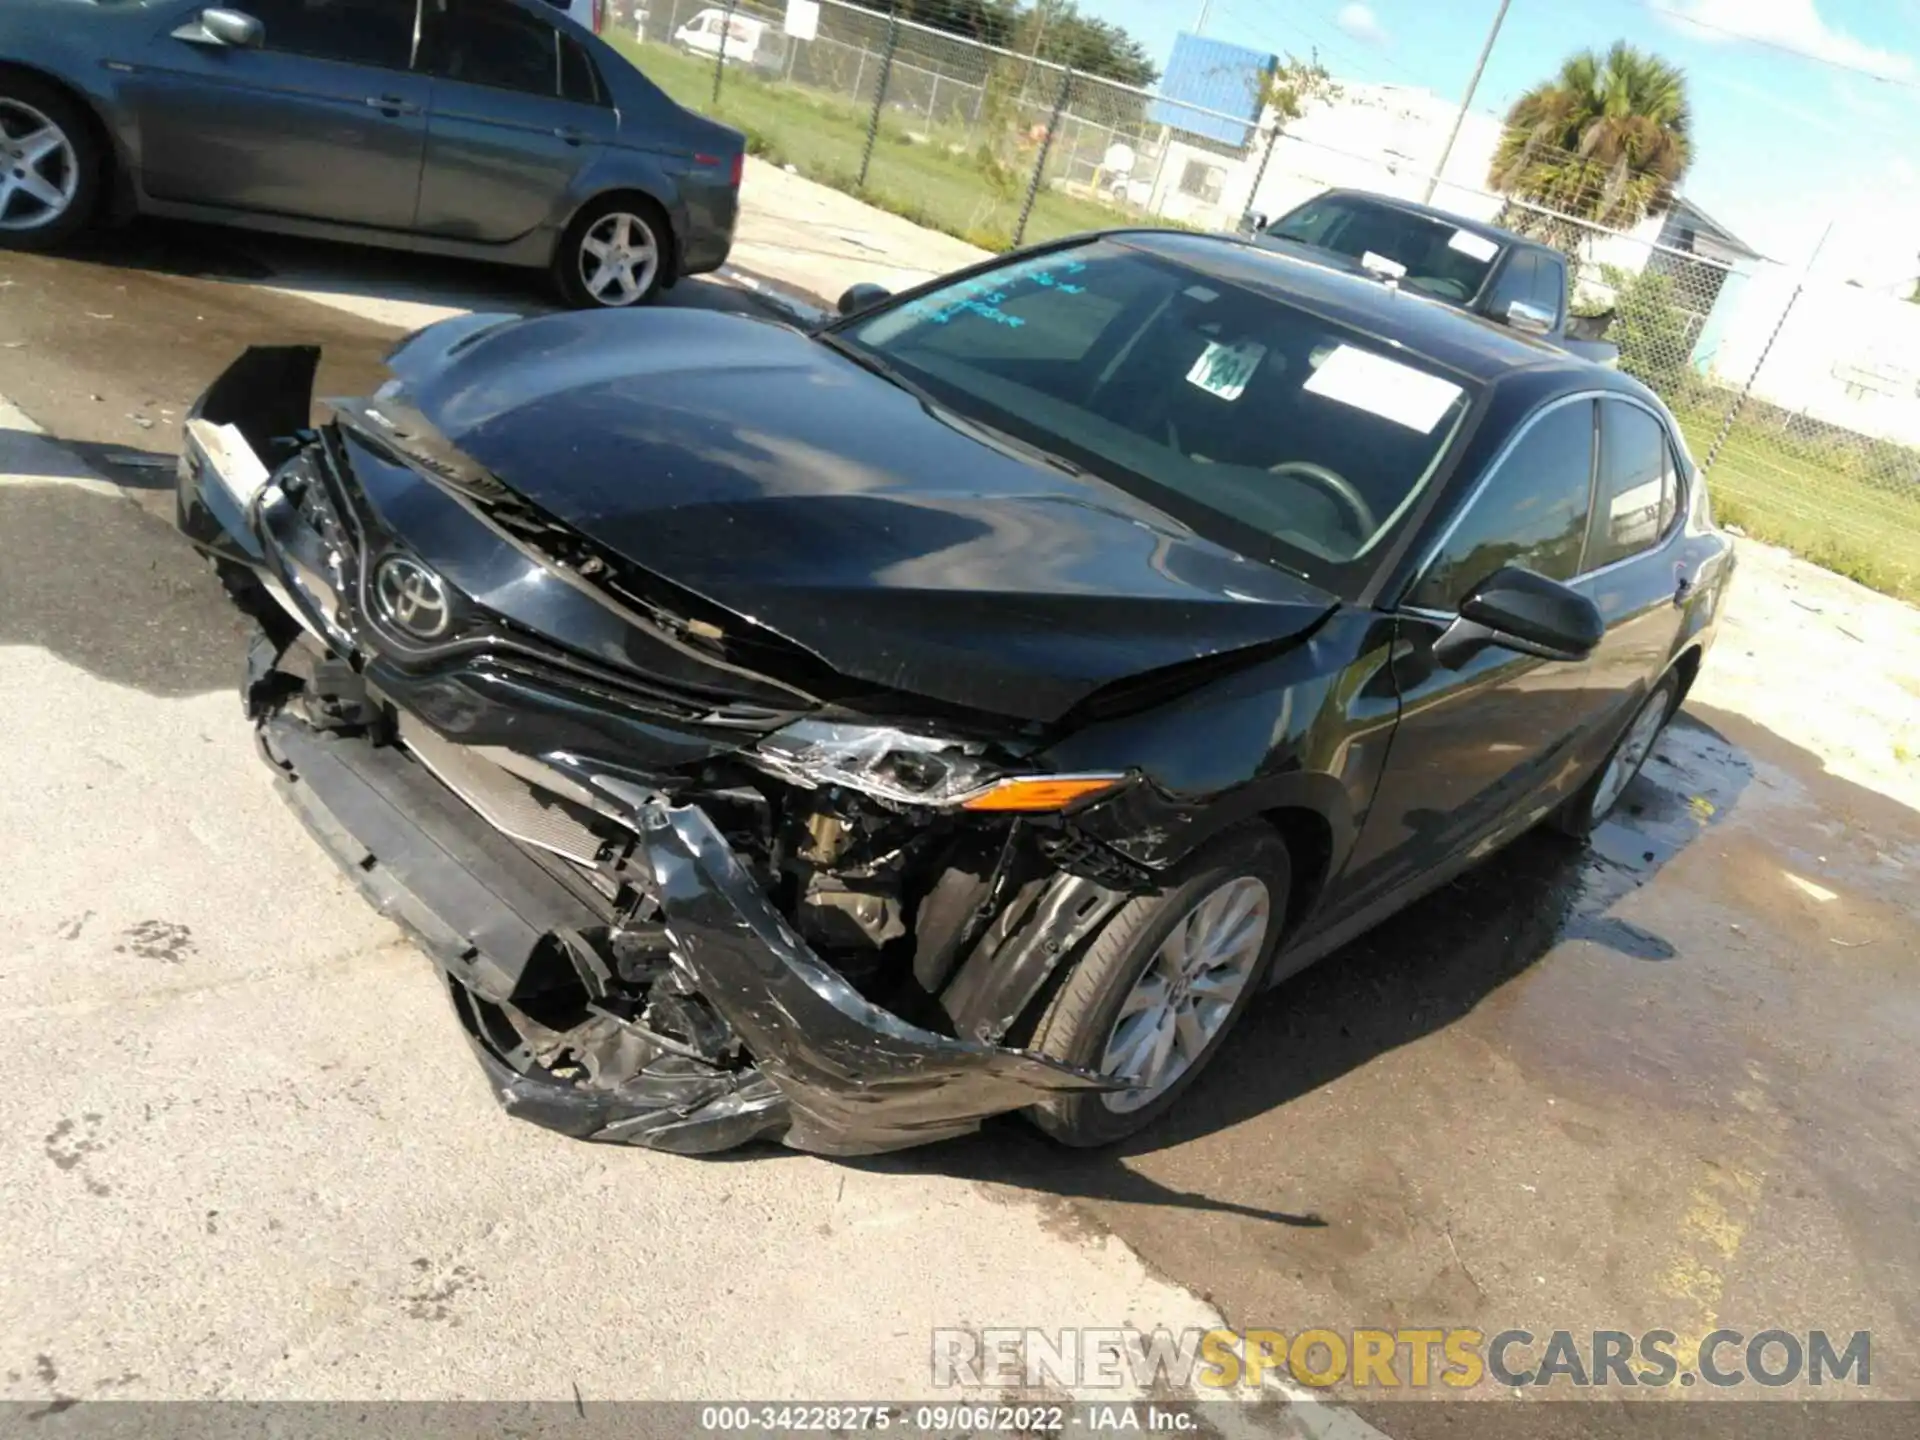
[[175, 229, 1734, 1155]]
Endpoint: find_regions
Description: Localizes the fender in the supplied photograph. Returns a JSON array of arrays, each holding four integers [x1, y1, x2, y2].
[[1042, 610, 1403, 881], [538, 147, 688, 259]]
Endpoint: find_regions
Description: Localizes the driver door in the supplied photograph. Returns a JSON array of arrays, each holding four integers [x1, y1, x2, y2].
[[127, 0, 430, 230], [1332, 395, 1601, 913]]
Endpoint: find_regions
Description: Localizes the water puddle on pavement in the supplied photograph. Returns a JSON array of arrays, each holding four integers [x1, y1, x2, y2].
[[1480, 710, 1917, 1117]]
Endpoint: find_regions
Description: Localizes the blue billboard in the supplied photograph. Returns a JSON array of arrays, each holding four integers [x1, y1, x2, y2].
[[1147, 33, 1276, 149]]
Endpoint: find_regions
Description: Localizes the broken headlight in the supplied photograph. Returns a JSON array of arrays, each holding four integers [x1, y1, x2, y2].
[[749, 721, 999, 808], [749, 721, 1125, 813]]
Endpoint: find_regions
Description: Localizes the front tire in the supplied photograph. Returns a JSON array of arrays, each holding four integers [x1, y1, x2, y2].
[[1027, 830, 1290, 1148], [1549, 671, 1681, 838], [553, 196, 671, 309], [0, 79, 103, 251]]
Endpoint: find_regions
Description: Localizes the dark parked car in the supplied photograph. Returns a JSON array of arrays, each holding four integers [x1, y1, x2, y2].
[[1246, 189, 1621, 367], [0, 0, 742, 307], [175, 230, 1734, 1155]]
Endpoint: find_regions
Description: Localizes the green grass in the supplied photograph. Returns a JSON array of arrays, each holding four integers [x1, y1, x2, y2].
[[1673, 405, 1920, 603], [611, 36, 1150, 252]]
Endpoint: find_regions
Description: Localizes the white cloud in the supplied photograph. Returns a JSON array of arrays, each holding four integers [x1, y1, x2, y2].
[[1335, 2, 1390, 47], [1656, 0, 1915, 81]]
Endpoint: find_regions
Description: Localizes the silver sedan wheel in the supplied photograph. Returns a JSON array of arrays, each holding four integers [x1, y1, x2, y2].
[[1099, 876, 1270, 1113], [1591, 688, 1670, 823], [578, 212, 660, 307], [0, 100, 78, 233]]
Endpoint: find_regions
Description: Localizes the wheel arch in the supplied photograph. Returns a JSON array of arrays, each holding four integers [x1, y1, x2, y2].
[[0, 60, 129, 215], [561, 184, 682, 287], [1667, 642, 1705, 709], [1259, 804, 1336, 940]]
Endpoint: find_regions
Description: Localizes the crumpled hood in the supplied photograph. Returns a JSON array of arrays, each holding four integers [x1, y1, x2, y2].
[[381, 309, 1338, 723]]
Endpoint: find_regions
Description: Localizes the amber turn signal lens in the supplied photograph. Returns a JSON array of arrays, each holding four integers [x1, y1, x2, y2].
[[959, 776, 1124, 812]]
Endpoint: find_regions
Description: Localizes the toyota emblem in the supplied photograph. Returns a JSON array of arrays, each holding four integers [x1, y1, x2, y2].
[[374, 555, 452, 640]]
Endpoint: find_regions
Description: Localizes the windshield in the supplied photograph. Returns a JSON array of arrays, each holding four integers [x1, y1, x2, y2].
[[832, 240, 1474, 586], [1266, 195, 1499, 305]]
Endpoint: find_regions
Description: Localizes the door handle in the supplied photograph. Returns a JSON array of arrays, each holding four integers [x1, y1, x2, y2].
[[554, 126, 586, 145], [365, 95, 421, 116]]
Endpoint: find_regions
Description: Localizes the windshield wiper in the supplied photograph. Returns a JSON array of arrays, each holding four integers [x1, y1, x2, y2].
[[817, 334, 1087, 479]]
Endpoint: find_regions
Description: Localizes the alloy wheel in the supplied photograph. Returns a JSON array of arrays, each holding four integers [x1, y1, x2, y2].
[[1591, 690, 1670, 823], [0, 100, 78, 233], [1099, 876, 1270, 1113], [578, 212, 660, 306]]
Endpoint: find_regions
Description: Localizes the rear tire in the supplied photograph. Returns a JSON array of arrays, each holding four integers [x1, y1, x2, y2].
[[552, 194, 672, 309], [0, 76, 104, 251], [1548, 671, 1680, 839], [1026, 829, 1290, 1148]]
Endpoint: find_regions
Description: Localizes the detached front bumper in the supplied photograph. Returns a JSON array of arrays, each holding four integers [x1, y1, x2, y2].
[[255, 692, 1113, 1156], [183, 348, 1118, 1157]]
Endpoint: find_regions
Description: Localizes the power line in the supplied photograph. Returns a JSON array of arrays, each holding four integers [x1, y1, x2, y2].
[[1209, 0, 1920, 97], [1645, 3, 1920, 92]]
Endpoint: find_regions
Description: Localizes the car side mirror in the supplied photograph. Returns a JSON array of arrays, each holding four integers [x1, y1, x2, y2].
[[1238, 210, 1268, 235], [175, 7, 266, 47], [1502, 298, 1555, 336], [1432, 565, 1603, 670], [836, 282, 892, 318]]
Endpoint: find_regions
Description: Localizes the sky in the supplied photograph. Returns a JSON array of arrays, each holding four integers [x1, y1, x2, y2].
[[1081, 0, 1920, 283]]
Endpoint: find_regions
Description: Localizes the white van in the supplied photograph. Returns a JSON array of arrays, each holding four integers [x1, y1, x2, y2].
[[675, 7, 767, 62]]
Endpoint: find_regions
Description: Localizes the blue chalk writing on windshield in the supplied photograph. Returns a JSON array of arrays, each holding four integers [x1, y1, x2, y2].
[[905, 255, 1095, 326]]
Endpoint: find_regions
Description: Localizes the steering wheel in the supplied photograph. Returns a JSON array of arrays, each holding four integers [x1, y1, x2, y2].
[[1267, 461, 1378, 539]]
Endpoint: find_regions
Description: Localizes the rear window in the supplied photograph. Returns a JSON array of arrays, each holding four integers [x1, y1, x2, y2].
[[1268, 195, 1497, 306], [838, 241, 1476, 584]]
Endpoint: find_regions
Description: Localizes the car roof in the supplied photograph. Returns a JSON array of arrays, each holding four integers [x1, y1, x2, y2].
[[1106, 229, 1610, 390], [1307, 188, 1545, 250]]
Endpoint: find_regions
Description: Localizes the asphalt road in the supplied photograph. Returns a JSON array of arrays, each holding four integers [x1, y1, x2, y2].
[[3, 219, 1917, 1433]]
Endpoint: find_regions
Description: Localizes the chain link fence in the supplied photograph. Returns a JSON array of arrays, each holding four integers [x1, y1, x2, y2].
[[1684, 267, 1920, 599], [614, 0, 1256, 246], [606, 0, 1919, 601]]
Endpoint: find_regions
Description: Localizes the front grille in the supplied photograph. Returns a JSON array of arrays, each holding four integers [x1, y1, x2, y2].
[[399, 715, 615, 866], [310, 422, 812, 731]]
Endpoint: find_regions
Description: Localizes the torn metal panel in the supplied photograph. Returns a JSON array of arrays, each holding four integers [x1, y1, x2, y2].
[[939, 873, 1129, 1045], [638, 802, 1124, 1156]]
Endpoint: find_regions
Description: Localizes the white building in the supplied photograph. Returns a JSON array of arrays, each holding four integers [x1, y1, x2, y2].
[[1240, 82, 1509, 227]]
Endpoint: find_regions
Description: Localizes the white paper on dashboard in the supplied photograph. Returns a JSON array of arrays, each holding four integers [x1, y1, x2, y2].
[[1300, 344, 1465, 433], [1186, 339, 1268, 401]]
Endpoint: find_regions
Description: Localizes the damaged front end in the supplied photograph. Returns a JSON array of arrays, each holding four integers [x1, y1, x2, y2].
[[182, 345, 1146, 1155]]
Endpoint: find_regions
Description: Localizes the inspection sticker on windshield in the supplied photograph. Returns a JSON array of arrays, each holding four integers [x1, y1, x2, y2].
[[1447, 228, 1500, 262], [1186, 339, 1267, 400], [1302, 344, 1464, 433]]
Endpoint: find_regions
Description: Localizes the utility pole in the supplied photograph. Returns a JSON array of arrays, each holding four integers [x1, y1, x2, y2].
[[1424, 0, 1510, 203], [1193, 0, 1212, 36]]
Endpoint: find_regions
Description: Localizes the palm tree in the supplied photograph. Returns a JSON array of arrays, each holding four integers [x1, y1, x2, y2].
[[1490, 43, 1692, 232]]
